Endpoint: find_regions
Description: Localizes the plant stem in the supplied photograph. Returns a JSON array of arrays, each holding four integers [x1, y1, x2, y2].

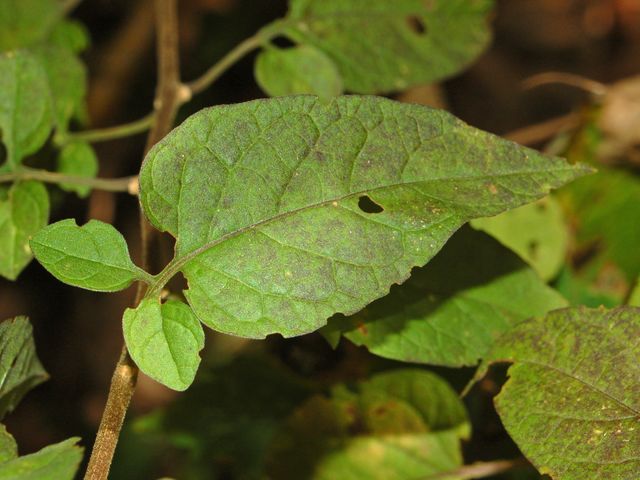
[[186, 31, 270, 96], [504, 112, 582, 146], [59, 114, 155, 145], [84, 0, 183, 478], [421, 458, 526, 480], [0, 168, 137, 194]]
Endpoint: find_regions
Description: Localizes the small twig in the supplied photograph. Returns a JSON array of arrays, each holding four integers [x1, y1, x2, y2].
[[186, 31, 270, 96], [59, 114, 155, 145], [420, 458, 526, 480], [84, 1, 183, 478], [0, 169, 137, 194], [504, 112, 583, 146], [522, 72, 609, 97]]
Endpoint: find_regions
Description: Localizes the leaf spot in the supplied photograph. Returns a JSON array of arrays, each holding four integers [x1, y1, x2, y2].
[[406, 16, 427, 35]]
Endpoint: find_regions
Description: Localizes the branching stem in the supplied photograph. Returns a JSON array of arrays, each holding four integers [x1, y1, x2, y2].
[[0, 168, 137, 194], [84, 0, 183, 478]]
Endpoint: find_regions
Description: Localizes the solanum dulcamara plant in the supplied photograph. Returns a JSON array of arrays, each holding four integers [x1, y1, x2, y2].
[[0, 0, 637, 479]]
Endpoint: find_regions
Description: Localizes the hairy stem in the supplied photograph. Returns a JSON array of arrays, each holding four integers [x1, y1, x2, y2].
[[84, 0, 183, 478], [186, 25, 278, 96], [421, 459, 526, 480], [58, 114, 155, 145], [0, 168, 137, 194]]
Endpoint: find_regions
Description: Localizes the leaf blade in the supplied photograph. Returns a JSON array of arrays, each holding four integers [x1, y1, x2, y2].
[[281, 0, 494, 93], [0, 437, 83, 480], [31, 219, 143, 292], [474, 307, 640, 479], [123, 299, 205, 391], [0, 317, 48, 420], [140, 96, 589, 338]]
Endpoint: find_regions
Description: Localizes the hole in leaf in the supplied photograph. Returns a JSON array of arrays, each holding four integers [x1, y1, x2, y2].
[[406, 16, 427, 35], [358, 195, 384, 213], [271, 36, 296, 49]]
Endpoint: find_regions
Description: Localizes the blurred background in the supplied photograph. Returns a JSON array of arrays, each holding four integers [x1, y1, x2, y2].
[[2, 0, 639, 478]]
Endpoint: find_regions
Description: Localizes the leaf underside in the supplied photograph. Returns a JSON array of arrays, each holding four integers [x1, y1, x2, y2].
[[476, 307, 640, 480], [0, 316, 48, 420], [140, 95, 588, 339]]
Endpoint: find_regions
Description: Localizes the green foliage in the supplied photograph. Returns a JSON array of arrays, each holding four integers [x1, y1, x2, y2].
[[0, 437, 83, 480], [0, 51, 54, 170], [0, 317, 48, 419], [255, 45, 343, 99], [140, 95, 586, 341], [123, 299, 205, 391], [474, 307, 640, 479], [325, 227, 567, 366], [559, 168, 640, 281], [31, 219, 147, 292], [269, 0, 494, 94], [0, 181, 49, 280], [0, 0, 62, 51], [0, 317, 82, 480], [630, 279, 640, 306], [471, 196, 568, 280], [267, 369, 469, 479], [56, 141, 99, 197], [118, 354, 311, 480]]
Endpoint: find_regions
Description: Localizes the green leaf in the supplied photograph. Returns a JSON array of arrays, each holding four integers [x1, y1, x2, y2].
[[325, 227, 567, 367], [0, 51, 54, 169], [255, 45, 343, 99], [0, 425, 17, 464], [471, 196, 568, 280], [267, 369, 469, 479], [123, 299, 205, 391], [474, 307, 640, 479], [140, 96, 588, 339], [559, 167, 640, 280], [0, 317, 48, 420], [0, 0, 62, 52], [0, 181, 49, 280], [50, 20, 90, 54], [0, 437, 83, 480], [34, 45, 87, 132], [630, 279, 640, 306], [117, 354, 311, 480], [279, 0, 494, 93], [31, 219, 145, 292], [56, 141, 98, 197]]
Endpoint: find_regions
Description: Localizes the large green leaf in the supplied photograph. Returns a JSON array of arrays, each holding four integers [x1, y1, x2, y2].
[[276, 0, 494, 93], [0, 51, 54, 170], [474, 307, 640, 480], [123, 298, 205, 391], [266, 369, 469, 479], [0, 0, 62, 52], [325, 227, 567, 367], [31, 219, 146, 292], [0, 317, 48, 420], [140, 96, 587, 339], [0, 181, 49, 280], [255, 45, 343, 99], [471, 196, 568, 280], [0, 437, 83, 480]]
